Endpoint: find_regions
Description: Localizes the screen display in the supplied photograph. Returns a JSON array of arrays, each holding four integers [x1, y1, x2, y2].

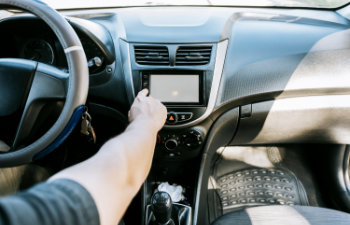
[[149, 74, 199, 103]]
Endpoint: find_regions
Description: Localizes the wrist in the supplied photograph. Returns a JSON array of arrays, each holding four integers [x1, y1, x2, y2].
[[128, 117, 162, 134]]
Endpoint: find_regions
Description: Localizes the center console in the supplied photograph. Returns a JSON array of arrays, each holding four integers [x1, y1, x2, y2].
[[141, 70, 209, 160], [121, 40, 228, 225], [141, 70, 206, 125]]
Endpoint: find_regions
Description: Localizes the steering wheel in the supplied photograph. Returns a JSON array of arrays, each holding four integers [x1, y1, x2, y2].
[[0, 0, 88, 167]]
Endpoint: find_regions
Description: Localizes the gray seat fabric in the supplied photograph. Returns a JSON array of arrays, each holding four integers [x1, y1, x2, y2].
[[212, 205, 350, 225]]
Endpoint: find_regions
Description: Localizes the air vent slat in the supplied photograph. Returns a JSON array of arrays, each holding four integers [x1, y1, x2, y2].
[[136, 56, 169, 59], [176, 46, 212, 66], [135, 51, 168, 54], [176, 61, 211, 65], [176, 49, 212, 52], [135, 54, 169, 58], [137, 61, 170, 64], [136, 52, 169, 54], [177, 52, 211, 54], [136, 57, 169, 61], [134, 48, 168, 51], [176, 56, 210, 59], [134, 46, 170, 65]]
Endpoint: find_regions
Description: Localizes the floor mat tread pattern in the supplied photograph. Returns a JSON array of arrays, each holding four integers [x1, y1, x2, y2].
[[217, 167, 308, 212]]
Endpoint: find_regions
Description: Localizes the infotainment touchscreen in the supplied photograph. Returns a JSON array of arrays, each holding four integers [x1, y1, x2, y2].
[[149, 74, 199, 103]]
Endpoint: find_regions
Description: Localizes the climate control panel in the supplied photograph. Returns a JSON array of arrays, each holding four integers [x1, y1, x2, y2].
[[181, 130, 203, 148], [156, 129, 204, 160]]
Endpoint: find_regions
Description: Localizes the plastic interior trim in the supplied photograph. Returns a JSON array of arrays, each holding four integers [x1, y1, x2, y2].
[[164, 40, 228, 128], [33, 105, 85, 160]]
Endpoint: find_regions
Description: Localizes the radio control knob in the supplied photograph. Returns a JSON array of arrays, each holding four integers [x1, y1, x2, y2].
[[182, 130, 203, 149], [165, 139, 178, 150]]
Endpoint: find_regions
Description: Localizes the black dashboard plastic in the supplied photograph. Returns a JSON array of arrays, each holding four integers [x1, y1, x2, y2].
[[68, 17, 115, 64], [217, 15, 349, 107], [2, 6, 350, 141], [0, 16, 115, 74]]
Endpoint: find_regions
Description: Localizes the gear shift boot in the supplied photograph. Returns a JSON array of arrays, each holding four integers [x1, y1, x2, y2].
[[146, 192, 192, 225], [151, 192, 174, 225]]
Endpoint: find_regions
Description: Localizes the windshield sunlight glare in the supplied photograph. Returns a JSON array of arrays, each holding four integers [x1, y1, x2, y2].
[[41, 0, 349, 9]]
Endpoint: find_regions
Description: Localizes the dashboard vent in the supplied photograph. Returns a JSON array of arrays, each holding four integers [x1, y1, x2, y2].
[[176, 46, 212, 65], [134, 46, 169, 65]]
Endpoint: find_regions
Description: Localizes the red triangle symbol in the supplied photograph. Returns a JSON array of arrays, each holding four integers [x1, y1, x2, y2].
[[169, 116, 174, 121]]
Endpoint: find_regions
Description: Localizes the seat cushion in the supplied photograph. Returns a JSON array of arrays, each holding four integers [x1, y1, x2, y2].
[[212, 205, 350, 225]]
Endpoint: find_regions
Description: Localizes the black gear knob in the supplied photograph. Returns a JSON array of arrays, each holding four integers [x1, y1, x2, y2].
[[151, 192, 173, 225]]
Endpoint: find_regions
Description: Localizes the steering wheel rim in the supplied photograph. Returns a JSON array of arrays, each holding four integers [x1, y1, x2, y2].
[[0, 0, 88, 166]]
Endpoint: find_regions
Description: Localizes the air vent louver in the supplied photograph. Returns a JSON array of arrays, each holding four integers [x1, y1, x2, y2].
[[176, 46, 212, 65], [134, 46, 169, 65]]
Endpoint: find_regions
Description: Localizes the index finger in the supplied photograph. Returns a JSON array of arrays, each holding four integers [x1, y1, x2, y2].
[[137, 89, 149, 97]]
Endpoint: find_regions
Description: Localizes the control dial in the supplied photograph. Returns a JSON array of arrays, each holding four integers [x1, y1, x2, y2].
[[165, 139, 178, 151], [163, 134, 180, 151], [182, 130, 203, 149]]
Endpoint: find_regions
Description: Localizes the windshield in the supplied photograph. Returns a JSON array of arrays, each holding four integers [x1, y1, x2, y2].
[[40, 0, 349, 9]]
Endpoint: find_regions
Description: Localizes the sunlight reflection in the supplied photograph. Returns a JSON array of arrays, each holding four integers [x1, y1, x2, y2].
[[216, 146, 282, 168], [247, 205, 311, 225]]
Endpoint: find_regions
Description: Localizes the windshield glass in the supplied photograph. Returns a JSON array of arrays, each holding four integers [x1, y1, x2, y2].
[[41, 0, 349, 9]]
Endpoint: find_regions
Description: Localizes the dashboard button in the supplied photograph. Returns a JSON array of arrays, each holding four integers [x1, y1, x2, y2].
[[157, 134, 161, 144], [177, 112, 193, 122], [142, 81, 149, 88], [166, 112, 178, 124]]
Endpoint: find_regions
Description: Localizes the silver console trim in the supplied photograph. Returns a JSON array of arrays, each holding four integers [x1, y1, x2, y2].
[[119, 39, 136, 104], [164, 40, 228, 128]]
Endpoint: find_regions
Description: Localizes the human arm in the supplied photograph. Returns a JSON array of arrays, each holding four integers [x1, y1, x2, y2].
[[50, 89, 167, 225]]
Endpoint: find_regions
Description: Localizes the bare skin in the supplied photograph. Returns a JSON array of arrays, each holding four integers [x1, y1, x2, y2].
[[51, 89, 167, 225]]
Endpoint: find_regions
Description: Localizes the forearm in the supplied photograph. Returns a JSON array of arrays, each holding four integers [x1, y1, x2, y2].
[[51, 89, 166, 225], [99, 118, 158, 185], [50, 118, 159, 225]]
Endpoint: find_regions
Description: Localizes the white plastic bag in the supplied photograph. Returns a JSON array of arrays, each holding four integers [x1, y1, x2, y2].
[[156, 182, 185, 202]]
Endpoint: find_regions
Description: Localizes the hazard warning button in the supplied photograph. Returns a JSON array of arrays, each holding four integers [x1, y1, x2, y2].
[[166, 112, 178, 125]]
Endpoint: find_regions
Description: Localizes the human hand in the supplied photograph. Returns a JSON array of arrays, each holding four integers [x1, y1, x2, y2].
[[128, 89, 167, 132]]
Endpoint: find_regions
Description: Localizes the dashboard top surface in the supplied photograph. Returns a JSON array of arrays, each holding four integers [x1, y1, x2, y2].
[[2, 5, 350, 137]]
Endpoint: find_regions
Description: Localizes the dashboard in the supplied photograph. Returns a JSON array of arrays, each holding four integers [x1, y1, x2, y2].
[[2, 6, 350, 154], [0, 16, 114, 74], [2, 5, 350, 225]]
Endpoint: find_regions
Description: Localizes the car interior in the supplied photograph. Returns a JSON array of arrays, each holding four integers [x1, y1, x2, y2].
[[1, 0, 350, 224]]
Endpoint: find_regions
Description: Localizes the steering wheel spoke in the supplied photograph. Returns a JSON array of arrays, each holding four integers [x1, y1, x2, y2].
[[27, 63, 68, 102], [0, 58, 37, 148], [12, 63, 69, 149]]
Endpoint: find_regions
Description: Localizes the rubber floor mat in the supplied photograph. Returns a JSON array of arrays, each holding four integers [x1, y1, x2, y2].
[[216, 167, 309, 212]]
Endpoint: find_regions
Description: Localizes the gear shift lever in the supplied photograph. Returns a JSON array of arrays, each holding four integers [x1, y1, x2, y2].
[[151, 192, 175, 225]]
